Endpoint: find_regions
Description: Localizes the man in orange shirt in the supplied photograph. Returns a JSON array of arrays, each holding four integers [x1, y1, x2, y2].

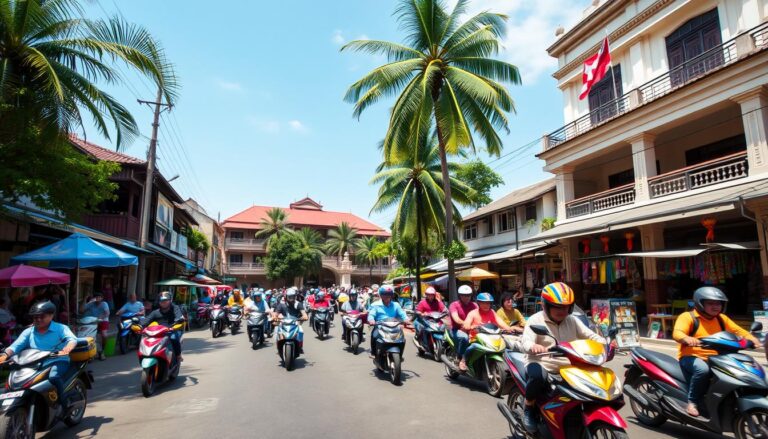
[[673, 287, 762, 417]]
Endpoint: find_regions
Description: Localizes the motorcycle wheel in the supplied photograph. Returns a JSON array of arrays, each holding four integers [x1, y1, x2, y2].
[[0, 408, 33, 439], [169, 358, 180, 381], [432, 340, 443, 363], [351, 332, 360, 355], [252, 333, 259, 350], [283, 344, 295, 371], [505, 387, 527, 438], [443, 345, 460, 379], [733, 408, 768, 439], [487, 360, 506, 398], [118, 334, 128, 355], [231, 324, 238, 335], [141, 366, 157, 398], [63, 378, 87, 426], [628, 376, 667, 427], [211, 323, 218, 338], [389, 353, 402, 385], [587, 422, 629, 439]]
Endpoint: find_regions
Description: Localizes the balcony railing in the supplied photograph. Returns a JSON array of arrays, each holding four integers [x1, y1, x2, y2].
[[225, 238, 267, 249], [566, 184, 636, 218], [544, 21, 767, 151], [227, 262, 266, 273], [649, 152, 749, 199]]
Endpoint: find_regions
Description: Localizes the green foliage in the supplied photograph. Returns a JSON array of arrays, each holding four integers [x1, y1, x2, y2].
[[186, 228, 210, 253], [441, 240, 467, 260], [255, 207, 292, 249], [524, 218, 536, 232], [386, 266, 412, 281], [541, 217, 556, 232], [295, 227, 324, 276], [325, 222, 360, 258], [455, 160, 504, 208], [265, 233, 320, 282]]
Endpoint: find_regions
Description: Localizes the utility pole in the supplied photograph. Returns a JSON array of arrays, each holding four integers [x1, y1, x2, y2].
[[135, 87, 172, 297]]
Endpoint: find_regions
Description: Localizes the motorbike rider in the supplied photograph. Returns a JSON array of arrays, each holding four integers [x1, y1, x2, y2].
[[341, 289, 366, 342], [672, 286, 762, 417], [116, 292, 145, 317], [413, 287, 446, 349], [449, 285, 478, 371], [520, 282, 613, 433], [367, 285, 409, 358], [141, 291, 185, 361], [496, 292, 525, 333], [245, 290, 272, 336], [0, 301, 77, 405], [271, 288, 309, 352], [228, 289, 245, 307]]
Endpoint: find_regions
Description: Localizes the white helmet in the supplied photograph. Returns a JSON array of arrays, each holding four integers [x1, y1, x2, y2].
[[458, 285, 473, 296]]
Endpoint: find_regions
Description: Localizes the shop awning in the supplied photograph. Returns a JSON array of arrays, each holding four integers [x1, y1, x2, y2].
[[704, 242, 761, 251], [146, 242, 196, 270], [469, 242, 555, 263], [617, 249, 705, 258]]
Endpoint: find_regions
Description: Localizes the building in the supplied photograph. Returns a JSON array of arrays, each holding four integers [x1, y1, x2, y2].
[[181, 198, 225, 276], [221, 197, 391, 289], [533, 0, 768, 317]]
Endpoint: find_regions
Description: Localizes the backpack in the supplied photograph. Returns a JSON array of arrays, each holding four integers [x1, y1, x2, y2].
[[688, 311, 725, 337]]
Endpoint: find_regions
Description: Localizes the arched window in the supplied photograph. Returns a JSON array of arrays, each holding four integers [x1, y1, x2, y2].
[[666, 8, 723, 87]]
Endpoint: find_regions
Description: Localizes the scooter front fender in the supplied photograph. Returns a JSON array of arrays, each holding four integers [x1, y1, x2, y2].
[[0, 390, 33, 414], [737, 394, 768, 413], [582, 405, 627, 430], [386, 345, 403, 354], [141, 357, 158, 368]]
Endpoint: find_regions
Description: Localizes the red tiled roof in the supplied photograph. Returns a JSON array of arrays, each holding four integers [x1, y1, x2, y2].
[[222, 204, 390, 237], [69, 135, 145, 165]]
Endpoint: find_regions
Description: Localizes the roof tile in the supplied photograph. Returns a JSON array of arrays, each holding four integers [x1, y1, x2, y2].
[[69, 135, 145, 165]]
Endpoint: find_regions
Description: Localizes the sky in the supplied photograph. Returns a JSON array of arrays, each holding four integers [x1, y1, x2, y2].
[[82, 0, 592, 228]]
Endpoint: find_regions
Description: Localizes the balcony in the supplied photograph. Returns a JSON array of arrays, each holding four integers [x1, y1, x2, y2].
[[566, 184, 636, 218], [544, 22, 768, 151], [649, 152, 749, 199], [321, 256, 390, 274], [227, 262, 266, 274], [224, 238, 267, 251]]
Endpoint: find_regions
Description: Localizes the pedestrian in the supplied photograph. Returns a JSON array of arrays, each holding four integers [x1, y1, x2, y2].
[[82, 292, 110, 360]]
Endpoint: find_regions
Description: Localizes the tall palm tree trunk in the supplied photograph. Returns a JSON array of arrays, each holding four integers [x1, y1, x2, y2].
[[415, 183, 423, 303], [435, 118, 457, 302]]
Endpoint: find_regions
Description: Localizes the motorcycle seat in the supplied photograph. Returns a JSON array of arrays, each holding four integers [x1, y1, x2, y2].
[[634, 347, 686, 384], [505, 351, 528, 382], [75, 338, 91, 348]]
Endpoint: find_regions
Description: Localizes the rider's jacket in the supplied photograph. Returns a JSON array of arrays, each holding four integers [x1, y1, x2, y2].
[[521, 311, 605, 372]]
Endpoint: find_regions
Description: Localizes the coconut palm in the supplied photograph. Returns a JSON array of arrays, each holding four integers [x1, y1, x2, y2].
[[343, 0, 520, 300], [295, 227, 324, 278], [325, 222, 359, 261], [356, 236, 383, 286], [0, 0, 178, 149], [255, 207, 292, 249]]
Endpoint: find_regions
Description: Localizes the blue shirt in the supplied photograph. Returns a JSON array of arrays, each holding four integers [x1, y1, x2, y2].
[[367, 300, 407, 324], [118, 301, 145, 316], [84, 301, 109, 319], [9, 321, 78, 363]]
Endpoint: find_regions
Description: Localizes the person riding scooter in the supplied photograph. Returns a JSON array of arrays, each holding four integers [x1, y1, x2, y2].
[[449, 285, 478, 371], [341, 290, 366, 343], [672, 286, 762, 417], [367, 285, 409, 357], [271, 289, 309, 352], [414, 287, 446, 349], [520, 282, 614, 433], [141, 292, 185, 361]]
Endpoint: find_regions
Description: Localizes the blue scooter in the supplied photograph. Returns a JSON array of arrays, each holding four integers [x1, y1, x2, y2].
[[117, 312, 141, 355]]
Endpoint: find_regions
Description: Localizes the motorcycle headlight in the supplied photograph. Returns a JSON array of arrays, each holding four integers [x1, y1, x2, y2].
[[10, 368, 38, 388]]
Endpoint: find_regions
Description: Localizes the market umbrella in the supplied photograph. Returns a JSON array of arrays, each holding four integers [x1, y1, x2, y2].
[[190, 274, 219, 285], [0, 264, 70, 288], [456, 267, 499, 281], [155, 278, 205, 287]]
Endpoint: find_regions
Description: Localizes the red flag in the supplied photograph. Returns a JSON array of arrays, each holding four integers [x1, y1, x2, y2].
[[579, 37, 612, 100]]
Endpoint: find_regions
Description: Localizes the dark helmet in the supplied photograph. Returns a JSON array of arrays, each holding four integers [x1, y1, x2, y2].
[[159, 291, 173, 302], [29, 301, 56, 316], [693, 286, 728, 313]]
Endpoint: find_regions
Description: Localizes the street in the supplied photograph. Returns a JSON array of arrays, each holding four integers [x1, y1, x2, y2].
[[37, 322, 742, 439]]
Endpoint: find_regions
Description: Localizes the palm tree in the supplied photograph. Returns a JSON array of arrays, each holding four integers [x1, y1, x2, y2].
[[371, 136, 476, 300], [255, 207, 292, 249], [325, 222, 359, 261], [296, 227, 325, 277], [343, 0, 520, 300], [356, 236, 382, 286], [0, 0, 178, 149]]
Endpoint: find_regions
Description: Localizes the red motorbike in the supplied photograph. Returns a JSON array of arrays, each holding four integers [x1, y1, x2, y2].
[[132, 320, 184, 397], [192, 302, 211, 329]]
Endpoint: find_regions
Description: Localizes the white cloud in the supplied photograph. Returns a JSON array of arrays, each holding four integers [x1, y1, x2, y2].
[[331, 29, 346, 45], [215, 79, 244, 92], [288, 120, 307, 132], [246, 117, 308, 134]]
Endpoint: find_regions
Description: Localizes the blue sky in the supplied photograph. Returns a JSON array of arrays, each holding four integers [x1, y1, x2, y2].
[[83, 0, 591, 227]]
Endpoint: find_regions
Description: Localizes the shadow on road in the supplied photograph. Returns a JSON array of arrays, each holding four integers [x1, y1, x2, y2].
[[626, 417, 727, 439], [39, 415, 114, 438], [441, 374, 495, 396]]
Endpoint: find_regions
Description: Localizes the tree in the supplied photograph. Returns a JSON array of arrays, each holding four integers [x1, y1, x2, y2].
[[343, 0, 520, 300], [456, 160, 504, 208], [186, 228, 211, 265], [0, 0, 178, 218], [296, 227, 325, 277], [255, 207, 292, 249], [355, 236, 383, 286], [325, 222, 359, 260], [265, 233, 319, 285]]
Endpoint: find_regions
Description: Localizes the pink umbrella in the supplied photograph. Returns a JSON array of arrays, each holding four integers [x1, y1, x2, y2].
[[0, 264, 70, 288]]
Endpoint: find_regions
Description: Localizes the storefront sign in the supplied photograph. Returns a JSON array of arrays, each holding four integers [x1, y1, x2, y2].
[[591, 298, 640, 348]]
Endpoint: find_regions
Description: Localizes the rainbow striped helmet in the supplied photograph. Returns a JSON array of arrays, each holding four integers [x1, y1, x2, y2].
[[541, 282, 574, 306]]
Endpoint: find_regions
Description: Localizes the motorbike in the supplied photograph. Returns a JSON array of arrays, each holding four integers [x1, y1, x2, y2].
[[191, 302, 210, 329], [412, 311, 447, 362], [247, 310, 269, 349], [132, 319, 184, 397], [498, 324, 627, 439], [623, 322, 767, 439], [310, 307, 331, 340], [341, 310, 366, 354], [209, 304, 227, 338], [227, 305, 243, 334], [117, 312, 142, 355], [0, 338, 95, 438], [371, 318, 406, 385], [275, 317, 303, 371], [442, 323, 510, 397]]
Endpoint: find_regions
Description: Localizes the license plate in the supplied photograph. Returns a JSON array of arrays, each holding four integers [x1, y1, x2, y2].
[[0, 391, 23, 400]]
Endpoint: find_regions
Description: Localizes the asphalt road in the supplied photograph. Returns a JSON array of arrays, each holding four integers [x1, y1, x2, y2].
[[37, 321, 747, 439]]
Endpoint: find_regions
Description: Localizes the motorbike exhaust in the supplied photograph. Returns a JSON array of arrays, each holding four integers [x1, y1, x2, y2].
[[496, 400, 516, 426], [440, 354, 461, 374], [622, 384, 651, 408]]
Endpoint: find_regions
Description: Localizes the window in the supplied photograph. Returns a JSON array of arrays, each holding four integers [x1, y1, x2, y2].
[[525, 203, 537, 222], [498, 211, 515, 232], [463, 223, 478, 240], [97, 187, 129, 215], [588, 64, 623, 125], [229, 254, 243, 264], [130, 193, 140, 218], [484, 217, 494, 235], [608, 169, 635, 189], [666, 9, 722, 88], [685, 135, 746, 166], [230, 231, 244, 240]]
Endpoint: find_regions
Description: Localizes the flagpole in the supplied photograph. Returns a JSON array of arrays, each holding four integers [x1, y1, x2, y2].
[[605, 30, 620, 112]]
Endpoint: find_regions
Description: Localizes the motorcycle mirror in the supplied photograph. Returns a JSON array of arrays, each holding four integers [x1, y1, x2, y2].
[[749, 321, 763, 333], [529, 324, 551, 336]]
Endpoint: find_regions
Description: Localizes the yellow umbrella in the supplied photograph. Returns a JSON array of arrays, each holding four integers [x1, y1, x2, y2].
[[456, 267, 499, 281]]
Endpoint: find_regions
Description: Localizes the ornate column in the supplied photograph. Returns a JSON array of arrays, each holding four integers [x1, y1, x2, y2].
[[732, 86, 768, 175], [555, 167, 575, 221], [629, 133, 657, 202]]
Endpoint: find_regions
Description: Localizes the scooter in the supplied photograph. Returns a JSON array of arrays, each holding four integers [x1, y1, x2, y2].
[[498, 325, 627, 439], [117, 312, 142, 355], [310, 307, 331, 340], [76, 316, 103, 355], [623, 322, 767, 439], [247, 310, 269, 349], [341, 310, 366, 354], [227, 305, 243, 335], [442, 323, 510, 397], [132, 319, 184, 397], [0, 338, 95, 438], [191, 302, 210, 329], [209, 304, 227, 338], [412, 311, 447, 362], [275, 317, 303, 371], [371, 318, 406, 385]]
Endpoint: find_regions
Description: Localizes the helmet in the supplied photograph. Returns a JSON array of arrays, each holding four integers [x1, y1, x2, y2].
[[541, 282, 575, 306], [233, 289, 241, 295], [258, 288, 264, 293], [286, 289, 297, 299], [349, 290, 358, 298], [458, 285, 473, 296], [476, 292, 494, 303], [378, 285, 395, 296], [425, 286, 437, 296], [693, 286, 728, 312], [29, 301, 56, 316], [317, 291, 326, 300], [159, 291, 173, 302], [253, 291, 262, 300]]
